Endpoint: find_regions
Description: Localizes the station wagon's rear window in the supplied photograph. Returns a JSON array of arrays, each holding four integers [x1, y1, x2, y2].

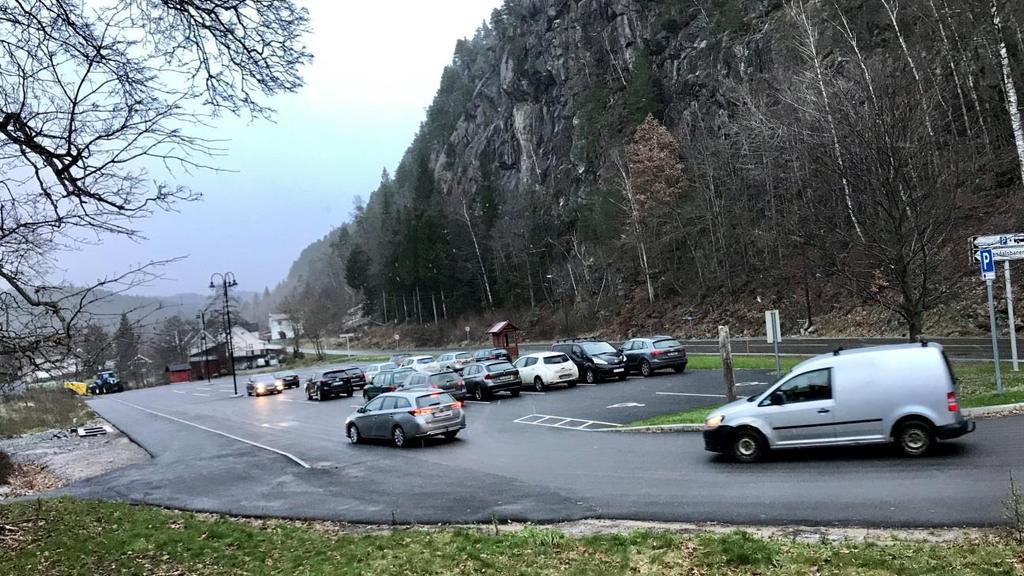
[[429, 372, 460, 385], [416, 393, 456, 408], [544, 354, 571, 364], [486, 362, 514, 372], [654, 339, 683, 349]]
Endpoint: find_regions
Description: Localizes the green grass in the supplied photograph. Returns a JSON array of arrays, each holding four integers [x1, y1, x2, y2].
[[630, 358, 1024, 427], [0, 388, 95, 437], [685, 354, 808, 371], [0, 499, 1019, 575]]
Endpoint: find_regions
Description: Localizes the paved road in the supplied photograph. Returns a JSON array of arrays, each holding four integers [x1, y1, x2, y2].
[[312, 335, 1023, 362], [61, 366, 1023, 527]]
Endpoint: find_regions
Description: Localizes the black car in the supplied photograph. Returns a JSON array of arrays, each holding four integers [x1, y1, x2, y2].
[[461, 360, 522, 400], [362, 368, 417, 401], [622, 336, 688, 376], [471, 348, 510, 362], [305, 368, 357, 401], [273, 370, 301, 389], [405, 370, 468, 401], [551, 339, 627, 384]]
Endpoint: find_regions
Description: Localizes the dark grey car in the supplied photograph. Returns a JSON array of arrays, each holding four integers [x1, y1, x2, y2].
[[461, 360, 522, 400], [405, 370, 467, 401], [622, 336, 688, 376], [345, 391, 465, 447]]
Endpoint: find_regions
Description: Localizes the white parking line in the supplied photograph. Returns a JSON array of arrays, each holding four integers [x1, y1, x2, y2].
[[106, 397, 310, 468], [520, 391, 545, 395], [514, 413, 622, 430], [172, 390, 186, 394], [736, 381, 768, 387], [192, 393, 210, 397], [576, 382, 597, 386], [655, 392, 726, 398], [464, 400, 491, 405]]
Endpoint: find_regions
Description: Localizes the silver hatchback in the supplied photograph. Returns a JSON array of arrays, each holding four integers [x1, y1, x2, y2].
[[345, 390, 465, 448]]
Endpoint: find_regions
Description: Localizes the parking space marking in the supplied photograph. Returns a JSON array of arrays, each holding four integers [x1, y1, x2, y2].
[[576, 382, 597, 386], [172, 390, 186, 394], [464, 400, 491, 405], [520, 391, 545, 395], [655, 392, 726, 398], [514, 413, 622, 430], [736, 381, 768, 387], [192, 393, 210, 397]]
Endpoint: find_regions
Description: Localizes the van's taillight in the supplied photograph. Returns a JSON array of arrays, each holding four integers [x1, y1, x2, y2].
[[947, 391, 959, 412]]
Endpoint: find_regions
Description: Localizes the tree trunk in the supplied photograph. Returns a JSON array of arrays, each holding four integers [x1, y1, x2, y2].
[[462, 199, 494, 308], [881, 0, 936, 138], [992, 0, 1024, 190]]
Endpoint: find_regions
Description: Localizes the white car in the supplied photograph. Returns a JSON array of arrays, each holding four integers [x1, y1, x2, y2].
[[364, 362, 398, 383], [400, 355, 440, 373], [512, 352, 579, 392]]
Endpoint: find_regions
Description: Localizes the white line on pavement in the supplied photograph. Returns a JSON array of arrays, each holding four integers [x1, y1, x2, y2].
[[576, 382, 597, 386], [520, 391, 545, 395], [192, 393, 210, 397], [514, 413, 622, 429], [655, 392, 727, 398], [106, 397, 310, 469], [172, 390, 186, 394], [464, 400, 491, 405]]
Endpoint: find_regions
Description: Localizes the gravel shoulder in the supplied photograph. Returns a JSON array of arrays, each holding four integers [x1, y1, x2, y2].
[[0, 418, 149, 499]]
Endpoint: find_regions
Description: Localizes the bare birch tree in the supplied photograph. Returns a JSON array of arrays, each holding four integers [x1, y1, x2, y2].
[[990, 0, 1024, 190]]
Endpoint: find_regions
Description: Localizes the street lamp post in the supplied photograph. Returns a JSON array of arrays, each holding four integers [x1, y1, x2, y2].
[[196, 311, 211, 383], [210, 272, 239, 396]]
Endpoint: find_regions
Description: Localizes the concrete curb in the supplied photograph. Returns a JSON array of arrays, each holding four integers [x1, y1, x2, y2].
[[604, 402, 1024, 434], [962, 402, 1024, 418]]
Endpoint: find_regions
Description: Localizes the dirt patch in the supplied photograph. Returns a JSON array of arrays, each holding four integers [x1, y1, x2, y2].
[[0, 418, 149, 499]]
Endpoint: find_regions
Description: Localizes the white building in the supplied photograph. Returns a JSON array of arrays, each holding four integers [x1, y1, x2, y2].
[[268, 313, 296, 341]]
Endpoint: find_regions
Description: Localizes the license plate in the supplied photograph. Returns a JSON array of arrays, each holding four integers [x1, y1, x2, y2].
[[614, 368, 624, 373], [435, 410, 451, 418]]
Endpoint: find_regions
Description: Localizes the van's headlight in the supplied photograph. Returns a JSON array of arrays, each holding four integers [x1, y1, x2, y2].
[[704, 415, 725, 430], [593, 358, 607, 365]]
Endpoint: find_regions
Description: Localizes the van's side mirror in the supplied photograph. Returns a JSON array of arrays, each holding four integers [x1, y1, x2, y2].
[[769, 392, 785, 406], [357, 407, 366, 414]]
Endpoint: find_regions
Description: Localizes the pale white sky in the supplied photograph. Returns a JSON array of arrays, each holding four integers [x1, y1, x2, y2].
[[61, 0, 500, 296]]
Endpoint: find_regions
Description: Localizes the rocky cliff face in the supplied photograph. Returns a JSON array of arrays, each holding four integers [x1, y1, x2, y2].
[[436, 0, 780, 208]]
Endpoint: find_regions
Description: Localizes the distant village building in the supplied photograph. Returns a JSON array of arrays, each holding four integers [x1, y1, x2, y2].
[[165, 363, 191, 384], [268, 313, 296, 340], [188, 326, 284, 379]]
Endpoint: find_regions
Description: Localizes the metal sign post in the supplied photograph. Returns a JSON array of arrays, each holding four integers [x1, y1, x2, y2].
[[1005, 261, 1019, 371], [765, 310, 782, 377], [979, 249, 1003, 393]]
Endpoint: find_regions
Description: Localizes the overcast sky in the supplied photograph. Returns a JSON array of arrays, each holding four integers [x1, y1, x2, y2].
[[58, 0, 499, 297]]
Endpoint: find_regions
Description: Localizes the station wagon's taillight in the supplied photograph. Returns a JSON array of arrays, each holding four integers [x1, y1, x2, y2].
[[947, 391, 959, 412]]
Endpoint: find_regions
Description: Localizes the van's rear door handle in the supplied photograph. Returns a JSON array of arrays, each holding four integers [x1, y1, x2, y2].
[[817, 408, 831, 414]]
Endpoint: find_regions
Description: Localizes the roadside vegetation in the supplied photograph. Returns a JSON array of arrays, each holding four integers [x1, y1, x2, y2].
[[1, 499, 1020, 576], [0, 389, 94, 437], [632, 358, 1024, 427]]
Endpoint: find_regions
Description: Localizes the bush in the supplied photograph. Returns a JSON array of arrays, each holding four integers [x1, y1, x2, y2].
[[0, 450, 13, 485]]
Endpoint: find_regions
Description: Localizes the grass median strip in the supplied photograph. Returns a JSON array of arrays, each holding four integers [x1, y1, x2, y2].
[[1, 499, 1020, 575]]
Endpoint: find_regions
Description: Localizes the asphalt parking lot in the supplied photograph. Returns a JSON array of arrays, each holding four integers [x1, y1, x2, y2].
[[60, 364, 1024, 527]]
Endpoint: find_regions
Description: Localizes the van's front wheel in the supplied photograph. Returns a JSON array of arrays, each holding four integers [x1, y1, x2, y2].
[[731, 429, 766, 463], [895, 420, 933, 457]]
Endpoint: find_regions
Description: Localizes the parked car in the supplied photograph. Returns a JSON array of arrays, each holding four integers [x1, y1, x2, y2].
[[702, 343, 976, 463], [460, 360, 522, 400], [273, 370, 301, 389], [513, 352, 579, 391], [399, 355, 440, 373], [362, 368, 417, 401], [622, 336, 688, 377], [247, 374, 283, 397], [364, 362, 398, 384], [471, 348, 510, 362], [551, 339, 627, 384], [345, 391, 465, 447], [437, 351, 474, 372], [389, 354, 409, 366], [305, 368, 357, 401], [406, 370, 467, 401]]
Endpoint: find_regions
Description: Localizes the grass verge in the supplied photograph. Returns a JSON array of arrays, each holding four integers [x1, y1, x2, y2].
[[1, 499, 1020, 575], [0, 388, 95, 437], [685, 354, 807, 372], [630, 359, 1024, 427]]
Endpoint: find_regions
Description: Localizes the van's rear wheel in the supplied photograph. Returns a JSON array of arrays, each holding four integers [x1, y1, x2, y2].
[[731, 429, 766, 463], [896, 420, 933, 457]]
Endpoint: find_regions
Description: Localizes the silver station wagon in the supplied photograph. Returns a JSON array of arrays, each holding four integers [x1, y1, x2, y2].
[[345, 390, 465, 448], [703, 343, 975, 462]]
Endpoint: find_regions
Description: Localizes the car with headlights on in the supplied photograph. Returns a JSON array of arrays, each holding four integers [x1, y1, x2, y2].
[[247, 374, 284, 397], [345, 391, 465, 447], [305, 368, 356, 401], [460, 360, 522, 400], [406, 370, 467, 401], [513, 352, 579, 391], [272, 370, 301, 389], [362, 367, 416, 401]]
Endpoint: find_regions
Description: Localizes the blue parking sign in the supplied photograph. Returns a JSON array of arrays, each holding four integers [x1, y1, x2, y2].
[[979, 248, 996, 280]]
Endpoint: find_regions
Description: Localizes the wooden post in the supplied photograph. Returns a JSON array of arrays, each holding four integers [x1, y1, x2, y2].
[[719, 325, 736, 402]]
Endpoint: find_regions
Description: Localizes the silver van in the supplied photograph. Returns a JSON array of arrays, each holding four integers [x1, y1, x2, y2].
[[703, 343, 975, 462]]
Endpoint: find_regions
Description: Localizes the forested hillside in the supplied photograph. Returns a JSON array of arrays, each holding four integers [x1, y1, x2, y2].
[[281, 0, 1024, 343]]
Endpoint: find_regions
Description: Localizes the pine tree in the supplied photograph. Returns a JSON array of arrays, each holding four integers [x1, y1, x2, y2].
[[114, 314, 139, 373]]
